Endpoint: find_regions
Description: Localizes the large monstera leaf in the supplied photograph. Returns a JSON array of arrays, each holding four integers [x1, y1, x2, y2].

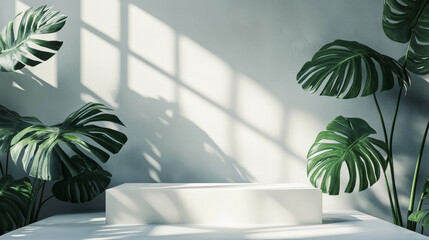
[[0, 105, 41, 152], [10, 103, 127, 181], [307, 116, 388, 195], [0, 175, 32, 235], [383, 0, 429, 74], [0, 5, 66, 72], [297, 40, 408, 99], [52, 156, 112, 203]]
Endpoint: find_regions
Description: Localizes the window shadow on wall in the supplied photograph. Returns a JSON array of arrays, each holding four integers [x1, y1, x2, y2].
[[1, 0, 428, 226]]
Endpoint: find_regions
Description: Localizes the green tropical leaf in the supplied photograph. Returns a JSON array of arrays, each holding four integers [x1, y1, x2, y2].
[[0, 5, 66, 72], [52, 156, 111, 203], [408, 209, 429, 228], [307, 116, 388, 195], [383, 0, 429, 74], [0, 105, 41, 152], [10, 103, 127, 181], [297, 40, 407, 99], [0, 175, 32, 235]]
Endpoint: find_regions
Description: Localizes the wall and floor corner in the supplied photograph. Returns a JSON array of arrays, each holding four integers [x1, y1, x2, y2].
[[0, 0, 428, 223]]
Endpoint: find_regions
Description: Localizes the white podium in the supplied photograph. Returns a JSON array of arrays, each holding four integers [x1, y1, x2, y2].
[[106, 183, 322, 225]]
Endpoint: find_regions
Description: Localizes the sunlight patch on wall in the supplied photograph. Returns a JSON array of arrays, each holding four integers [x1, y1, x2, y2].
[[15, 0, 28, 15], [234, 121, 285, 182], [236, 73, 283, 139], [15, 1, 58, 88], [179, 87, 231, 155], [81, 0, 120, 41], [129, 4, 175, 75], [81, 28, 120, 108], [144, 153, 162, 172], [128, 55, 176, 102], [80, 92, 98, 103], [25, 37, 59, 88], [12, 81, 24, 91], [179, 35, 232, 108]]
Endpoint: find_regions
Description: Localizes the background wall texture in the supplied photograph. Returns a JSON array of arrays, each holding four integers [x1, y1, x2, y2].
[[0, 0, 428, 223]]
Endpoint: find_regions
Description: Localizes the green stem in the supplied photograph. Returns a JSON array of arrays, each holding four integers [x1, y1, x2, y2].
[[25, 178, 41, 225], [373, 93, 397, 223], [416, 192, 424, 212], [5, 151, 9, 175], [40, 195, 54, 207], [389, 84, 404, 227], [0, 156, 4, 176], [384, 170, 398, 224], [390, 84, 404, 152], [407, 121, 429, 230], [33, 181, 46, 222], [373, 94, 389, 145]]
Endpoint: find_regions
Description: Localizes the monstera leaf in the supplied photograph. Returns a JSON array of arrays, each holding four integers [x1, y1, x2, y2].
[[297, 40, 407, 99], [0, 105, 41, 152], [307, 116, 388, 195], [408, 209, 429, 229], [0, 5, 66, 72], [0, 175, 32, 235], [383, 0, 429, 74], [10, 103, 127, 181], [52, 156, 111, 203]]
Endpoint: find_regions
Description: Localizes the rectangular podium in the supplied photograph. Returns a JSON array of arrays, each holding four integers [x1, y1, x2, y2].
[[106, 183, 321, 225]]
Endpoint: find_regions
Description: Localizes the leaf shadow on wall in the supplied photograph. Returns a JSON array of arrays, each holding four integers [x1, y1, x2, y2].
[[0, 0, 255, 219], [0, 69, 253, 219], [5, 0, 429, 226], [110, 90, 252, 184]]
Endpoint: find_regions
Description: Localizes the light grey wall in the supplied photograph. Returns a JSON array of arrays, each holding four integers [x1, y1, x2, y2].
[[0, 0, 428, 224]]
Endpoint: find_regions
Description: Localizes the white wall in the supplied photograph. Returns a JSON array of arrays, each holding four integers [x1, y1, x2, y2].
[[0, 0, 428, 223]]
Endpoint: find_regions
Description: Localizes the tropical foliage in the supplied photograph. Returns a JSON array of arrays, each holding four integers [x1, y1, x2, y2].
[[297, 0, 429, 233], [307, 116, 388, 195], [297, 40, 407, 98], [0, 6, 127, 235], [0, 176, 32, 234], [0, 6, 66, 72]]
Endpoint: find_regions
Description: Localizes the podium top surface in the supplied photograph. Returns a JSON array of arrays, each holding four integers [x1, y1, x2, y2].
[[109, 183, 317, 190], [1, 211, 428, 240]]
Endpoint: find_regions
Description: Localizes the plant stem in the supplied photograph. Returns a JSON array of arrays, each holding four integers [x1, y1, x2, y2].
[[33, 181, 46, 222], [373, 93, 397, 223], [388, 84, 404, 227], [390, 85, 403, 153], [373, 94, 389, 145], [0, 157, 4, 176], [26, 178, 41, 225], [383, 170, 397, 224], [416, 192, 424, 213], [407, 121, 429, 230], [5, 151, 9, 175], [40, 195, 54, 207]]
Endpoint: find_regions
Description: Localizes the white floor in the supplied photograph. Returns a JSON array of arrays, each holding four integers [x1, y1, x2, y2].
[[1, 211, 428, 240]]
